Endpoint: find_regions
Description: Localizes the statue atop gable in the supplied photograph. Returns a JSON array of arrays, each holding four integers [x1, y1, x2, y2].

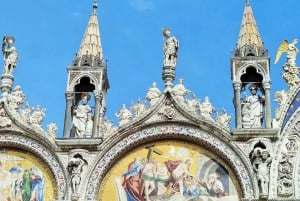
[[2, 36, 18, 75]]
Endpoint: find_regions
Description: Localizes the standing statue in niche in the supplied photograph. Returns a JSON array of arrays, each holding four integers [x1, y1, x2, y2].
[[68, 154, 87, 194], [72, 93, 93, 137], [163, 28, 179, 67], [251, 148, 272, 197], [2, 36, 18, 75], [241, 84, 265, 128]]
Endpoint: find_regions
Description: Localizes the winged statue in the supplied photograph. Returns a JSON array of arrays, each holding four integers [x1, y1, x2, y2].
[[274, 39, 298, 66]]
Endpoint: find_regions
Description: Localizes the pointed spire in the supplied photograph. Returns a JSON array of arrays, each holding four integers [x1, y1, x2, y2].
[[235, 0, 265, 57], [74, 0, 104, 66]]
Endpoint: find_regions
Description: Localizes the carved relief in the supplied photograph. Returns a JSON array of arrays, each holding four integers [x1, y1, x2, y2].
[[277, 153, 294, 197]]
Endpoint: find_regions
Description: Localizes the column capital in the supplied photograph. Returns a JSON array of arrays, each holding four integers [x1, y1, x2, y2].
[[233, 82, 242, 90], [263, 82, 271, 89], [93, 90, 103, 99], [65, 91, 73, 100]]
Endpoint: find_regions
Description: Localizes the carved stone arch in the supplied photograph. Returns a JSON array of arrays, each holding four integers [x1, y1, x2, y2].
[[238, 63, 266, 91], [0, 134, 67, 199], [271, 106, 300, 198], [85, 125, 256, 200]]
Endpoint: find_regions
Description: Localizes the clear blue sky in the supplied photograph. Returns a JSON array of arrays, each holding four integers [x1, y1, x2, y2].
[[0, 0, 299, 137]]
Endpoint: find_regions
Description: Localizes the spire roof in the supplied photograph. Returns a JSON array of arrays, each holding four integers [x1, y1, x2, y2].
[[74, 0, 104, 66], [236, 1, 265, 57]]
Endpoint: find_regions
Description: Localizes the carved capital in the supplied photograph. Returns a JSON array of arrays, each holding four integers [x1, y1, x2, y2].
[[262, 82, 271, 89], [93, 90, 103, 99], [233, 82, 242, 91], [65, 91, 73, 100]]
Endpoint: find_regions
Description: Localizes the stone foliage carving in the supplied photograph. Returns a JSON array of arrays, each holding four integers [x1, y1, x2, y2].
[[215, 109, 231, 130], [158, 99, 176, 120], [100, 119, 115, 138]]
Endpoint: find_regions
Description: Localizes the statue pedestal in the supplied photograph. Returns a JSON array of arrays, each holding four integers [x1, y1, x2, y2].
[[71, 193, 80, 201], [162, 65, 175, 90], [0, 74, 14, 96]]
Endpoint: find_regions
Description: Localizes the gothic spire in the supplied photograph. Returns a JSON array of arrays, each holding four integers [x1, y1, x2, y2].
[[235, 0, 266, 57], [74, 0, 104, 66]]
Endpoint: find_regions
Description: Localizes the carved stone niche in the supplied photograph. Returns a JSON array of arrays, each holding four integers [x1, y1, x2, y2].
[[67, 150, 88, 201]]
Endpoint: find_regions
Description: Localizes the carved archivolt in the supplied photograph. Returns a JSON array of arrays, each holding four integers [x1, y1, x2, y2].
[[85, 125, 255, 200]]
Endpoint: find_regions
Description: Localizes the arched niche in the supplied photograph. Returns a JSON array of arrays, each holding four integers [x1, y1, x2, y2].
[[85, 125, 256, 200]]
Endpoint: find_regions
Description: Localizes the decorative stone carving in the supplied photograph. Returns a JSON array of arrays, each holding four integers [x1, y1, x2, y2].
[[146, 82, 161, 106], [0, 104, 12, 128], [2, 36, 18, 75], [116, 104, 132, 126], [7, 85, 25, 110], [100, 119, 115, 138], [277, 153, 293, 197], [241, 84, 265, 128], [215, 109, 231, 130], [158, 99, 176, 120], [199, 96, 215, 121], [67, 154, 87, 196], [46, 123, 57, 141], [275, 39, 300, 88], [29, 105, 46, 130], [274, 90, 288, 121], [185, 94, 200, 116], [131, 99, 147, 119], [251, 147, 272, 198], [172, 78, 190, 104]]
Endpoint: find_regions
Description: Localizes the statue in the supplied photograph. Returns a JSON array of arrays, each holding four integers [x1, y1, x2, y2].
[[146, 82, 161, 106], [29, 105, 46, 129], [172, 78, 190, 103], [116, 104, 132, 126], [275, 39, 300, 87], [251, 147, 272, 197], [67, 154, 87, 194], [2, 36, 18, 75], [199, 96, 215, 121], [241, 84, 265, 128], [72, 93, 93, 137], [163, 28, 179, 67]]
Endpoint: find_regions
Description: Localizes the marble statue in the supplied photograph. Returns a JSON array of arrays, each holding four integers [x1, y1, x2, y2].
[[116, 104, 132, 126], [215, 109, 231, 130], [68, 155, 87, 194], [199, 96, 215, 121], [241, 84, 265, 128], [7, 85, 25, 110], [251, 147, 272, 197], [29, 105, 46, 128], [275, 39, 300, 87], [2, 36, 18, 75], [146, 82, 161, 106], [172, 78, 190, 103], [72, 93, 93, 137], [163, 28, 179, 67]]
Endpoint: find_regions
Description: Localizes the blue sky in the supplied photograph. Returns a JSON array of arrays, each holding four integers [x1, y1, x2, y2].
[[0, 0, 299, 137]]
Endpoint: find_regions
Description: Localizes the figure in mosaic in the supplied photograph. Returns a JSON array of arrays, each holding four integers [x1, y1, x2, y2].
[[241, 84, 265, 128], [163, 28, 179, 67], [72, 93, 92, 137], [2, 36, 18, 75]]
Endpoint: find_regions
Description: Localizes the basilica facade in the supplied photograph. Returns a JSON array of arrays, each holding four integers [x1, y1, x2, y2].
[[0, 1, 299, 201]]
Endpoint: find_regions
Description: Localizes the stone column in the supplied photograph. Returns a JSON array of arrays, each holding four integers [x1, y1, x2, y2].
[[263, 82, 272, 128], [63, 92, 73, 138], [0, 74, 14, 96], [234, 82, 242, 128], [92, 90, 102, 137]]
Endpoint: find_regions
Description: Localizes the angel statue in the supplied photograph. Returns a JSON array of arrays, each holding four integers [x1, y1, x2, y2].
[[2, 36, 18, 75], [275, 39, 300, 87]]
